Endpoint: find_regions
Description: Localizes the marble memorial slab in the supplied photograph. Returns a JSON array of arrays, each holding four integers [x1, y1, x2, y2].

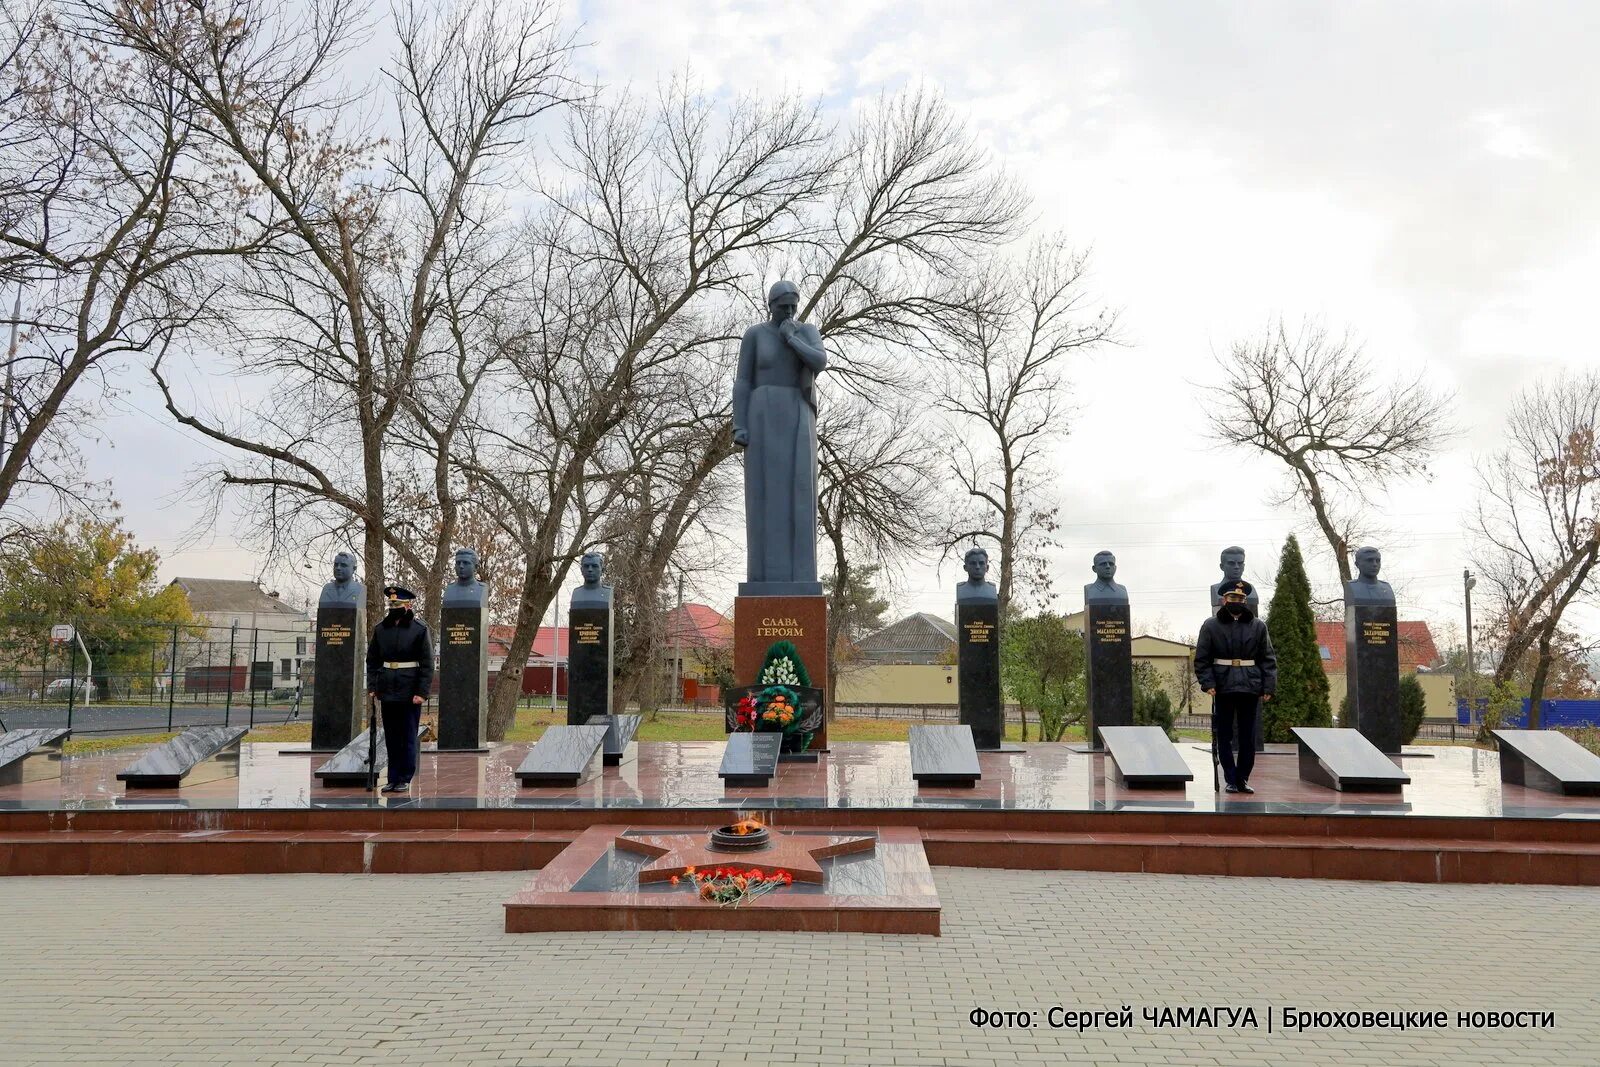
[[311, 724, 425, 786], [116, 726, 248, 789], [1493, 730, 1600, 796], [909, 725, 981, 787], [1098, 726, 1193, 788], [586, 714, 641, 766], [515, 724, 608, 787], [718, 731, 782, 787], [1293, 727, 1411, 793], [0, 728, 70, 786]]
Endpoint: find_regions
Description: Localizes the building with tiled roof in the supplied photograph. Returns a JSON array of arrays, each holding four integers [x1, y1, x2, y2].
[[1314, 620, 1442, 673], [856, 613, 959, 665]]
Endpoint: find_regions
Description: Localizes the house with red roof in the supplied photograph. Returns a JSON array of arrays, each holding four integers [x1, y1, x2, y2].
[[1314, 619, 1453, 718], [482, 603, 733, 702]]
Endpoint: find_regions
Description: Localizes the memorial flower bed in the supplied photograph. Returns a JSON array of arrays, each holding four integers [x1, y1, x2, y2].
[[726, 641, 818, 753], [670, 864, 795, 906]]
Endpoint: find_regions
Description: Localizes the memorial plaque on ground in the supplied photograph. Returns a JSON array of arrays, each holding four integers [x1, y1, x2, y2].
[[718, 731, 782, 787], [515, 724, 608, 787], [908, 724, 981, 787], [1292, 727, 1410, 792]]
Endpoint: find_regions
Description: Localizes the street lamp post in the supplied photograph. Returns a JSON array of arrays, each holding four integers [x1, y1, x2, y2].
[[1463, 569, 1477, 727]]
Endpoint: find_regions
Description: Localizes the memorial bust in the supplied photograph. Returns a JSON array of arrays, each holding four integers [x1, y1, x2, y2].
[[1084, 550, 1129, 605], [1209, 546, 1258, 609], [1345, 546, 1396, 605], [570, 551, 613, 608], [319, 552, 364, 606], [442, 547, 486, 606], [955, 547, 999, 604]]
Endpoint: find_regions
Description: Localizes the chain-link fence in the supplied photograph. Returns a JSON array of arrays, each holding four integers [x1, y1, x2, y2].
[[0, 616, 313, 735]]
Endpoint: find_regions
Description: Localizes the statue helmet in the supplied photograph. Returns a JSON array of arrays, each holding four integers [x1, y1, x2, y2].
[[767, 280, 800, 305]]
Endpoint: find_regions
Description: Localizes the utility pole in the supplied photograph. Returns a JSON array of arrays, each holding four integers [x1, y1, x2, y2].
[[1463, 569, 1477, 726], [672, 572, 685, 709], [2, 287, 20, 464]]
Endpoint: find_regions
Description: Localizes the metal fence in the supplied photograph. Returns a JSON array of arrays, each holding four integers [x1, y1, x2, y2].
[[0, 617, 313, 735]]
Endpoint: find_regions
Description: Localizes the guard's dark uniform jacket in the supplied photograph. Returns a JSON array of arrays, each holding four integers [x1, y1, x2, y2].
[[1194, 603, 1278, 697], [366, 615, 434, 703]]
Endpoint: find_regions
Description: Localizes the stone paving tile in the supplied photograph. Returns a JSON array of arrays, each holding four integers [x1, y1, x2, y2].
[[0, 868, 1594, 1065]]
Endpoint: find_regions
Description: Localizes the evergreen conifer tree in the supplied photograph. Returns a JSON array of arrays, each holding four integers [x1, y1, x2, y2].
[[1263, 534, 1332, 740]]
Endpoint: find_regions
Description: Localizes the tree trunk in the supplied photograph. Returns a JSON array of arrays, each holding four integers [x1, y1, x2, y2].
[[485, 568, 559, 741]]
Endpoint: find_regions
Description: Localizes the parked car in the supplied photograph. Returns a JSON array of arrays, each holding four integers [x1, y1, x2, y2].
[[42, 678, 97, 701]]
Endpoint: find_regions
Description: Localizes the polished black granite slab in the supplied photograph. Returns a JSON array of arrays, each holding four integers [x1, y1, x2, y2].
[[1085, 603, 1134, 745], [312, 725, 425, 786], [587, 713, 641, 766], [1493, 730, 1600, 796], [311, 602, 365, 750], [0, 728, 69, 786], [1098, 726, 1193, 788], [957, 603, 1003, 750], [718, 732, 782, 787], [909, 725, 981, 787], [1293, 728, 1411, 792], [116, 726, 247, 789], [514, 724, 608, 786], [1347, 602, 1402, 754]]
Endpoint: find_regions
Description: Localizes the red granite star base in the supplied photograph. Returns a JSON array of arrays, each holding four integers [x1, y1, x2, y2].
[[504, 824, 940, 934], [615, 829, 874, 883]]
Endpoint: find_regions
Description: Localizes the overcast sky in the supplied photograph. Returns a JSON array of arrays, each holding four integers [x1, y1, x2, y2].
[[96, 0, 1600, 643]]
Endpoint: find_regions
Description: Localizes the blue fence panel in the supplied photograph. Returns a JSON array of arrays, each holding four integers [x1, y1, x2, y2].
[[1457, 698, 1600, 728]]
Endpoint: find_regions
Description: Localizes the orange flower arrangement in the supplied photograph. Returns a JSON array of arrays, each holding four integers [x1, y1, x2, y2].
[[680, 865, 795, 906]]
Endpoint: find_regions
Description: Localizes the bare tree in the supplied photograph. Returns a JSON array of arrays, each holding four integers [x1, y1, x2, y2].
[[939, 236, 1120, 619], [1473, 372, 1600, 723], [1205, 318, 1453, 593], [0, 2, 269, 527], [817, 395, 941, 713], [462, 85, 835, 740], [110, 0, 578, 620]]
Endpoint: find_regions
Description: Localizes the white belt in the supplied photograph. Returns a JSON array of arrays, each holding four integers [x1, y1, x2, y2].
[[382, 661, 420, 668], [1217, 659, 1255, 667]]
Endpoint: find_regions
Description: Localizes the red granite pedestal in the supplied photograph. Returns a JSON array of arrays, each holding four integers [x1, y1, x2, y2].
[[734, 595, 829, 750], [503, 825, 939, 934]]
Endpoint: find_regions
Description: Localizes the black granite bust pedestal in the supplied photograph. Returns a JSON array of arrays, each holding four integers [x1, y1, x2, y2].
[[311, 584, 365, 752], [567, 605, 614, 726], [1346, 596, 1402, 754], [1084, 581, 1133, 748], [956, 599, 1004, 751], [438, 603, 488, 750]]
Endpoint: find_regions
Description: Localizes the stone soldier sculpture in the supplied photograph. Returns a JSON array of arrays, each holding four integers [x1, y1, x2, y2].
[[437, 548, 488, 750], [365, 586, 434, 793], [311, 552, 366, 750], [1083, 551, 1133, 744], [955, 547, 1004, 749], [956, 546, 1000, 603], [1209, 546, 1260, 611], [1344, 546, 1402, 753], [570, 551, 614, 607], [732, 280, 828, 597]]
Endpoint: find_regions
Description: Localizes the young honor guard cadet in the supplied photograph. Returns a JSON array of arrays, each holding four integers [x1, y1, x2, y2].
[[365, 586, 434, 793], [1194, 580, 1277, 794]]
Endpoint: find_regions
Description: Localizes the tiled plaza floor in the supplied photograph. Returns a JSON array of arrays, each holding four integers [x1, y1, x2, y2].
[[1, 869, 1594, 1065]]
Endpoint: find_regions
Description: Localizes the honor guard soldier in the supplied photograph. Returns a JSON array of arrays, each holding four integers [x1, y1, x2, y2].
[[366, 585, 434, 793], [1195, 580, 1277, 794]]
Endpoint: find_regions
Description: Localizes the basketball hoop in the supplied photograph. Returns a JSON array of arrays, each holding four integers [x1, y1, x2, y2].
[[49, 623, 74, 647]]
